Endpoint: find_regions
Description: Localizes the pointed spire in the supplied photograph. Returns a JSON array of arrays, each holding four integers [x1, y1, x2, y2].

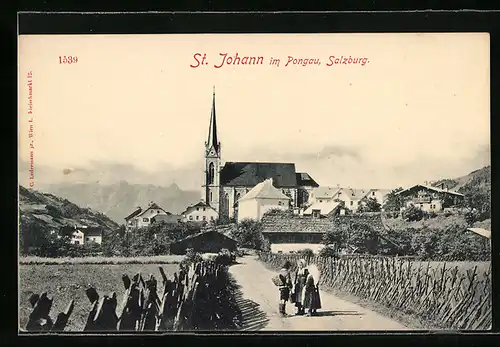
[[207, 86, 219, 152]]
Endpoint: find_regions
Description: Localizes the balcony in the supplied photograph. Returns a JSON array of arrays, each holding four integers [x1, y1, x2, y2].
[[412, 197, 432, 204]]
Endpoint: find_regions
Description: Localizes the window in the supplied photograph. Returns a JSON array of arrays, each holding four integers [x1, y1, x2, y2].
[[143, 218, 149, 222], [210, 216, 214, 220], [196, 216, 199, 220], [209, 192, 212, 202], [350, 201, 353, 206], [278, 201, 282, 205], [196, 208, 199, 211], [157, 210, 160, 213], [202, 216, 206, 221], [189, 216, 193, 220], [372, 192, 375, 196], [208, 163, 215, 185], [203, 208, 206, 211], [319, 200, 323, 203], [86, 237, 90, 241], [75, 241, 80, 245]]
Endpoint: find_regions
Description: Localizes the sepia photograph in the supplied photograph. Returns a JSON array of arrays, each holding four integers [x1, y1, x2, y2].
[[18, 31, 491, 332]]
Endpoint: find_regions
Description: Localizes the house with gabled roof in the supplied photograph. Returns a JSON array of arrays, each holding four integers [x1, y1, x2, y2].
[[395, 184, 464, 213], [307, 186, 341, 205], [334, 188, 370, 212], [181, 201, 218, 224], [237, 178, 291, 222], [124, 201, 171, 231], [200, 89, 319, 220]]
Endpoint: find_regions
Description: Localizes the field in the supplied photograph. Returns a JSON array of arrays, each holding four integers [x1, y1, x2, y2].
[[19, 263, 179, 331], [19, 255, 184, 265]]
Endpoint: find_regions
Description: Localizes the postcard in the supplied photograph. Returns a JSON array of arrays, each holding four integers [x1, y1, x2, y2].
[[18, 31, 491, 333]]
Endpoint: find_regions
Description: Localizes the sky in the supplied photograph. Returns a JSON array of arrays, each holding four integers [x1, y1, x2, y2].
[[18, 33, 490, 190]]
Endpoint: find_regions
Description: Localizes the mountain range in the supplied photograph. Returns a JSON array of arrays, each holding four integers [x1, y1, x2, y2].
[[35, 165, 491, 226], [431, 165, 491, 196], [19, 185, 120, 232], [44, 181, 200, 224]]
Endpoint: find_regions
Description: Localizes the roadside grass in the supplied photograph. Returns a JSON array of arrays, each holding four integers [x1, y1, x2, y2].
[[19, 255, 184, 265], [19, 263, 179, 331]]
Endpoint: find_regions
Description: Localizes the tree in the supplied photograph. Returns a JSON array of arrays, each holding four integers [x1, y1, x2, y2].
[[402, 205, 425, 222], [322, 225, 348, 249], [358, 197, 382, 213], [383, 188, 404, 213], [232, 219, 268, 250], [347, 222, 379, 254]]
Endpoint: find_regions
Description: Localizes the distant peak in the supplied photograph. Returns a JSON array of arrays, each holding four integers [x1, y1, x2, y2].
[[168, 182, 181, 190]]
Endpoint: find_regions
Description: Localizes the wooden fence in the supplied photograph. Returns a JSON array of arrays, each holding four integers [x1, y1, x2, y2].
[[258, 252, 492, 330], [24, 259, 233, 332]]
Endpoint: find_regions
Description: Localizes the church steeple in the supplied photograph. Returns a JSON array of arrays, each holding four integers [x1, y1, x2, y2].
[[206, 86, 219, 153], [202, 87, 221, 213]]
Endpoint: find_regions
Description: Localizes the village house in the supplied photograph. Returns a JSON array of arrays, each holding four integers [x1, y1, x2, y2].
[[59, 226, 103, 245], [307, 186, 385, 213], [181, 201, 218, 223], [336, 188, 370, 212], [261, 211, 388, 254], [303, 199, 348, 218], [200, 89, 319, 220], [169, 229, 238, 255], [237, 178, 290, 222], [307, 186, 341, 205], [124, 202, 171, 231], [395, 184, 465, 213]]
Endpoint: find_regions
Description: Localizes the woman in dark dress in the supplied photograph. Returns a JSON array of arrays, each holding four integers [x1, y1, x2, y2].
[[293, 259, 308, 315], [303, 265, 322, 316]]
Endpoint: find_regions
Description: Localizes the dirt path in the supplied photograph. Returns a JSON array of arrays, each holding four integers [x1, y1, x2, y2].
[[228, 255, 414, 331]]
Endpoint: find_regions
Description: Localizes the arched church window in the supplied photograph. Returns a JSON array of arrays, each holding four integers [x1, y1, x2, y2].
[[208, 163, 215, 185], [210, 192, 213, 202], [236, 193, 241, 200]]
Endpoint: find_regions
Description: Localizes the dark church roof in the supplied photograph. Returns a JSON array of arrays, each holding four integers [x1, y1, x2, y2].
[[296, 172, 319, 187], [220, 162, 297, 188]]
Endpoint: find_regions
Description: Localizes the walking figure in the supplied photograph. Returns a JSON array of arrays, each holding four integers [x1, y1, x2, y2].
[[272, 260, 293, 317]]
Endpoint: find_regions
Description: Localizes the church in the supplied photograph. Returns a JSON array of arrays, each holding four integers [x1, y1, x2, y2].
[[201, 89, 319, 220]]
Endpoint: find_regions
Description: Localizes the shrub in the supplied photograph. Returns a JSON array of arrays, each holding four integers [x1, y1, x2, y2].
[[232, 219, 269, 250], [402, 205, 425, 222], [318, 246, 339, 258], [181, 248, 203, 268], [428, 211, 438, 219], [464, 209, 480, 226]]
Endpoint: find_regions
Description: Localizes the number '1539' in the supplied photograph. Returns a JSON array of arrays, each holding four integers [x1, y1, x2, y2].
[[59, 56, 78, 64]]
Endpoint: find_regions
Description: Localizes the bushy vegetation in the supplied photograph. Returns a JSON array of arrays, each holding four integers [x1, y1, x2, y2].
[[318, 246, 339, 258], [357, 197, 382, 213], [378, 224, 490, 261], [321, 215, 490, 261], [383, 188, 404, 213], [322, 220, 380, 255], [231, 219, 270, 251], [101, 222, 202, 257]]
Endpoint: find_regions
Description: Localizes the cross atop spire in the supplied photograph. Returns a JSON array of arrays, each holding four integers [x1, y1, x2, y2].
[[207, 87, 219, 153]]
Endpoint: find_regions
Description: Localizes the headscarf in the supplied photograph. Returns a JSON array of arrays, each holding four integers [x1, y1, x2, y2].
[[297, 258, 307, 270], [305, 264, 320, 286]]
